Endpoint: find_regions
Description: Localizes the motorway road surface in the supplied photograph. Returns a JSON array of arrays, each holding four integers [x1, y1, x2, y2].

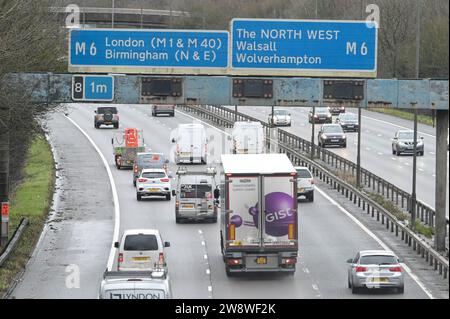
[[11, 104, 431, 299], [228, 106, 449, 217]]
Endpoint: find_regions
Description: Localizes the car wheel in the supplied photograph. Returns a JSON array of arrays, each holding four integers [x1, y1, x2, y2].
[[342, 143, 347, 148], [225, 265, 233, 277], [210, 217, 218, 223], [166, 194, 171, 201], [392, 148, 396, 155], [137, 193, 142, 201], [348, 277, 352, 288], [309, 192, 314, 202], [351, 285, 359, 294], [133, 180, 136, 187], [397, 286, 404, 294], [114, 123, 119, 129]]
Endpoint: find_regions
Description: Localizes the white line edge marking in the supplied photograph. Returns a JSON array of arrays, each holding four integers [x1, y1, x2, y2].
[[362, 115, 436, 139], [316, 186, 434, 299], [65, 115, 120, 271], [179, 108, 434, 299]]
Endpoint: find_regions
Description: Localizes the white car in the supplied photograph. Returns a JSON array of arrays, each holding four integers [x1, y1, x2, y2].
[[115, 229, 170, 272], [136, 168, 172, 201], [295, 166, 315, 202], [268, 109, 292, 126]]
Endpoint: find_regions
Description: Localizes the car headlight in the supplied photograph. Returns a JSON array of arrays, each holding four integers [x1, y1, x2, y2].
[[322, 134, 328, 139], [327, 114, 331, 117], [417, 141, 424, 146], [343, 135, 347, 139]]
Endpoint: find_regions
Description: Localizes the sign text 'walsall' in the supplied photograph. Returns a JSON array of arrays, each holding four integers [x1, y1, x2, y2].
[[231, 19, 378, 77], [69, 29, 229, 75]]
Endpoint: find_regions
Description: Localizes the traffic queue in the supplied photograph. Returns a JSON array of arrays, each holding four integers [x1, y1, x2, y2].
[[96, 104, 405, 298]]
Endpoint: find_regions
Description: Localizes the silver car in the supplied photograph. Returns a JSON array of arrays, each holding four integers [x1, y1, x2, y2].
[[347, 250, 404, 294], [268, 109, 292, 126], [392, 130, 424, 156]]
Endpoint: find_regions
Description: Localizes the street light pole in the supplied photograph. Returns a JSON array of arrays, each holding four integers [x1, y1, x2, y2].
[[310, 105, 316, 160], [112, 0, 115, 28], [415, 0, 422, 79], [356, 107, 362, 187], [410, 105, 418, 231]]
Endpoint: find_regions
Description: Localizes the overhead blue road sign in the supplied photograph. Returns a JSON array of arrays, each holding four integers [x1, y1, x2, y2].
[[69, 29, 229, 75], [72, 75, 114, 101], [231, 19, 378, 77]]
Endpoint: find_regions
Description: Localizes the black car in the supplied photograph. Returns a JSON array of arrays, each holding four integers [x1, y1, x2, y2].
[[308, 107, 332, 124], [94, 106, 119, 129], [335, 113, 359, 132], [329, 106, 346, 115], [318, 124, 347, 148]]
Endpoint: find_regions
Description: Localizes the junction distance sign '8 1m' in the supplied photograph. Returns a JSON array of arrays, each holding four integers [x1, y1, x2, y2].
[[230, 19, 378, 78], [69, 29, 229, 75]]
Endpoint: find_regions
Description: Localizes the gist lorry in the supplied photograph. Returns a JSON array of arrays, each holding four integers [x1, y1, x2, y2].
[[219, 154, 298, 276]]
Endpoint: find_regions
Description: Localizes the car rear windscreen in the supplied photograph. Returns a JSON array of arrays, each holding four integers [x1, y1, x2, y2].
[[98, 107, 117, 114], [359, 255, 397, 265], [141, 172, 166, 179], [296, 169, 312, 178], [124, 234, 158, 251], [180, 184, 212, 198]]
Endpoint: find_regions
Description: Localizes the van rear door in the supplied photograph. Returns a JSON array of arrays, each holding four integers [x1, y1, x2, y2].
[[226, 175, 261, 248], [261, 175, 297, 248]]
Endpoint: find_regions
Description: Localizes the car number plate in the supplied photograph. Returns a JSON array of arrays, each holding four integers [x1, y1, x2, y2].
[[256, 257, 267, 264], [370, 277, 388, 283], [331, 139, 339, 142], [149, 188, 159, 192], [298, 188, 305, 193], [132, 256, 150, 261], [183, 204, 194, 208]]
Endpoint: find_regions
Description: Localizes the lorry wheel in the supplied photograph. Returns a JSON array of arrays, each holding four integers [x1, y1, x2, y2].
[[225, 266, 233, 277], [137, 194, 142, 201]]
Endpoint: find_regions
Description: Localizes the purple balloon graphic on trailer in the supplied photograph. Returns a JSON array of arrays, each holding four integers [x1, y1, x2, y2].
[[230, 192, 296, 237]]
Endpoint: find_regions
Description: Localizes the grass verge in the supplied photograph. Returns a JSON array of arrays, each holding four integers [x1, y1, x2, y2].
[[368, 193, 409, 221], [368, 108, 434, 126], [0, 134, 55, 297]]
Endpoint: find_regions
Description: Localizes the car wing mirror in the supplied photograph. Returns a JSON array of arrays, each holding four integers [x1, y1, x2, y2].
[[214, 188, 220, 199], [168, 175, 173, 179], [94, 110, 97, 114], [171, 138, 176, 143], [114, 242, 119, 249], [398, 257, 404, 263], [346, 258, 353, 263], [165, 159, 169, 164], [164, 241, 171, 248], [172, 190, 176, 196]]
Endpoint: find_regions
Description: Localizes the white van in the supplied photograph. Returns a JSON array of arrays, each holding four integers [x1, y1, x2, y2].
[[115, 229, 170, 272], [172, 123, 208, 164], [99, 271, 172, 299], [230, 121, 265, 154]]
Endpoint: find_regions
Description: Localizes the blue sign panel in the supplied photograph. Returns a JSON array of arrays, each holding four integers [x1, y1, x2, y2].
[[69, 29, 229, 74], [72, 75, 114, 101], [231, 19, 377, 77]]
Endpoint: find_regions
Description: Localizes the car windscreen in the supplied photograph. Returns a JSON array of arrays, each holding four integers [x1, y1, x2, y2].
[[315, 108, 329, 114], [296, 169, 312, 178], [340, 114, 357, 121], [323, 126, 343, 133], [124, 234, 158, 251], [359, 255, 397, 265], [98, 107, 117, 114], [141, 172, 166, 179], [274, 110, 288, 115], [398, 132, 413, 139], [138, 154, 165, 166], [180, 184, 212, 198]]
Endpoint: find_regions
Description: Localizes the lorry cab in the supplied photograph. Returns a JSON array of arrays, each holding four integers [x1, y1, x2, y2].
[[171, 124, 208, 164], [230, 121, 265, 154], [99, 271, 172, 299], [173, 167, 219, 223]]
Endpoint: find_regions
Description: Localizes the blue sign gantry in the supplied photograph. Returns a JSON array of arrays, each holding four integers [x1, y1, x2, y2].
[[69, 29, 229, 74], [231, 19, 378, 77], [72, 75, 114, 101]]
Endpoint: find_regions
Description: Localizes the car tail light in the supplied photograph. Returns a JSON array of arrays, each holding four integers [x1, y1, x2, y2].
[[175, 201, 179, 208], [356, 266, 367, 272], [310, 178, 315, 184], [227, 258, 242, 266], [206, 192, 212, 199], [158, 253, 165, 265], [138, 178, 148, 183], [176, 144, 180, 154], [118, 253, 123, 263], [282, 257, 297, 265], [389, 266, 403, 273], [160, 178, 170, 182]]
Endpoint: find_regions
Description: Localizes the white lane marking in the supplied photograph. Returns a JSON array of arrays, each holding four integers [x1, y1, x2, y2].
[[418, 168, 424, 172], [432, 174, 436, 178], [201, 241, 206, 246], [404, 162, 410, 166], [204, 254, 208, 260], [316, 186, 433, 299], [391, 157, 397, 161], [312, 284, 319, 291], [365, 147, 371, 151], [377, 152, 383, 156], [65, 115, 120, 271], [429, 152, 435, 155], [208, 286, 213, 292], [206, 269, 211, 275], [362, 115, 436, 139]]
